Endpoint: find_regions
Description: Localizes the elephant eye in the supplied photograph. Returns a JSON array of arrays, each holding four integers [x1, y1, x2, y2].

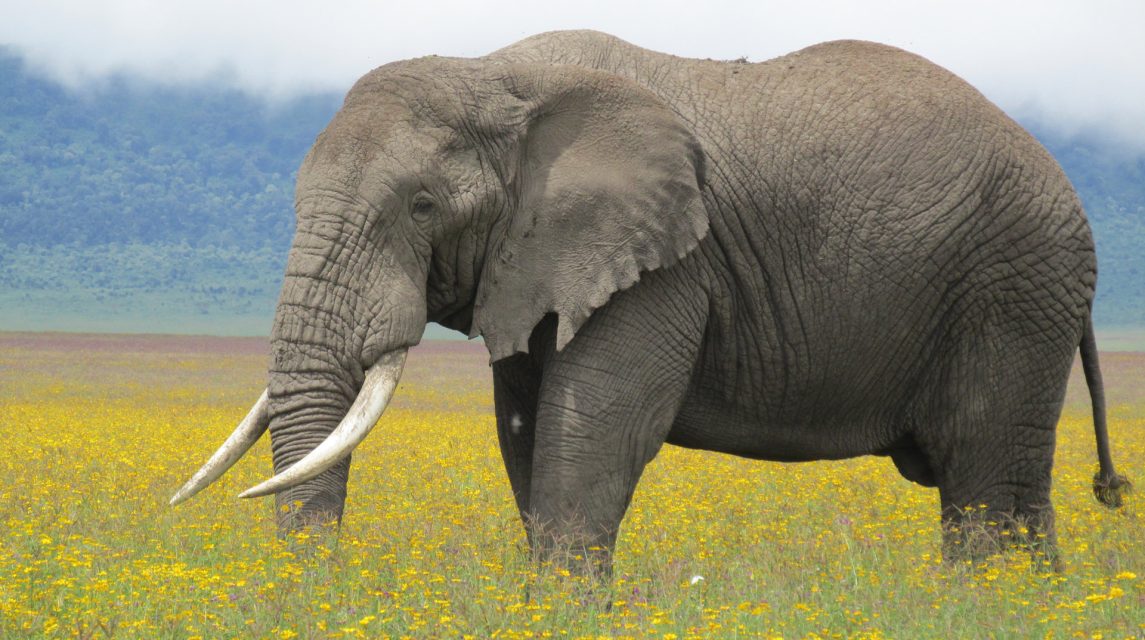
[[411, 195, 436, 220]]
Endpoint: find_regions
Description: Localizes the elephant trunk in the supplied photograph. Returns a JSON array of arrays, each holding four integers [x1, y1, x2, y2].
[[259, 258, 420, 532], [244, 350, 406, 502], [171, 212, 427, 532]]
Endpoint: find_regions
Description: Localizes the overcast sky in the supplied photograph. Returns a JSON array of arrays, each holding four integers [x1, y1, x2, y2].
[[3, 0, 1144, 151]]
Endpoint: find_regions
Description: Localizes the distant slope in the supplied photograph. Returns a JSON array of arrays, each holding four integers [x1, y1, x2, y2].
[[1, 46, 1141, 336], [1030, 126, 1145, 328], [0, 47, 338, 335], [0, 48, 337, 249]]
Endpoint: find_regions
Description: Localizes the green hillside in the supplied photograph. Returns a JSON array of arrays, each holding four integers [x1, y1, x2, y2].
[[1030, 127, 1145, 329], [0, 47, 336, 334], [0, 46, 1141, 336]]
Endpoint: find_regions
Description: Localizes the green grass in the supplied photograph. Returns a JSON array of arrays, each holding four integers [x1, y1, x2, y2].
[[0, 332, 1141, 638]]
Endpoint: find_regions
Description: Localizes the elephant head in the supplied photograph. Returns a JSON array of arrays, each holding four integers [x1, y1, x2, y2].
[[171, 57, 708, 530]]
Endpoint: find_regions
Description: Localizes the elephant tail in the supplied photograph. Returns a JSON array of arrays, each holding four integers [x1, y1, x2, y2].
[[1080, 316, 1131, 507]]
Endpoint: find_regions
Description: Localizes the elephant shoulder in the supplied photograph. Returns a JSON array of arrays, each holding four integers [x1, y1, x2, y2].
[[486, 30, 653, 71]]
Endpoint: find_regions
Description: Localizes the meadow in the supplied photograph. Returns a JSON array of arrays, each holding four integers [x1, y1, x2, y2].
[[0, 332, 1141, 638]]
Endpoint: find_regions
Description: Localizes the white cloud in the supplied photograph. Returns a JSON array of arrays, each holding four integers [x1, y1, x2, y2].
[[3, 0, 1144, 149]]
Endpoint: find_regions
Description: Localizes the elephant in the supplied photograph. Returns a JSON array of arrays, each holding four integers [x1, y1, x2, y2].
[[171, 30, 1128, 570]]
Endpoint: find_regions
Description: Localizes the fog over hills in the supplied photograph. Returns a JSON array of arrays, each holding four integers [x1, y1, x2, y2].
[[1, 46, 1142, 338]]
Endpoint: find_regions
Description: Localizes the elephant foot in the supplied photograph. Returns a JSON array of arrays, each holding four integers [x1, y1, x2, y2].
[[940, 505, 1059, 571], [512, 518, 616, 610], [526, 517, 615, 579], [521, 549, 615, 610], [520, 569, 614, 611]]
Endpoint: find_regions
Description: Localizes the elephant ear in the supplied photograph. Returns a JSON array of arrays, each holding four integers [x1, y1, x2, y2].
[[470, 65, 709, 362]]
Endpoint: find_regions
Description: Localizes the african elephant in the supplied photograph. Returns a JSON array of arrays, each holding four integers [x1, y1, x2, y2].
[[172, 30, 1128, 568]]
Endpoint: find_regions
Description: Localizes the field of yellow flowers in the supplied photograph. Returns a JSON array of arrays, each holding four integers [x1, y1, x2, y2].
[[1, 331, 1141, 638]]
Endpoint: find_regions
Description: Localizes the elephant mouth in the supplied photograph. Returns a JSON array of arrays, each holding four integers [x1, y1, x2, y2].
[[169, 349, 408, 505]]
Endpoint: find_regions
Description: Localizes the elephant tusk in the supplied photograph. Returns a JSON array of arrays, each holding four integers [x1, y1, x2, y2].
[[169, 389, 270, 506], [237, 349, 408, 500]]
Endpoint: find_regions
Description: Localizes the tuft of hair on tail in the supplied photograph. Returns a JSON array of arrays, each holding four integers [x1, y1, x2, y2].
[[1080, 315, 1131, 508]]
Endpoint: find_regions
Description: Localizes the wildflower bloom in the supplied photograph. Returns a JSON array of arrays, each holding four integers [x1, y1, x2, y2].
[[0, 335, 1141, 637]]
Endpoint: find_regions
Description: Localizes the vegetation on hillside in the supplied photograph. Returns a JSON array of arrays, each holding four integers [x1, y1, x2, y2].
[[0, 47, 339, 333], [0, 48, 337, 249], [1, 46, 1141, 333], [1029, 125, 1145, 326]]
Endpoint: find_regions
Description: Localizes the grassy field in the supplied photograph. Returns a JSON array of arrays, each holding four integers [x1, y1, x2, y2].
[[0, 332, 1141, 638]]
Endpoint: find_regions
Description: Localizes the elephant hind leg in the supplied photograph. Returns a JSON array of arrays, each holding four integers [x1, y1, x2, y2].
[[930, 389, 1064, 564], [919, 325, 1076, 566], [935, 424, 1059, 567]]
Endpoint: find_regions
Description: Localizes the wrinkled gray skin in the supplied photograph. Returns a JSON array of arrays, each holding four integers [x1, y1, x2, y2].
[[264, 31, 1126, 568]]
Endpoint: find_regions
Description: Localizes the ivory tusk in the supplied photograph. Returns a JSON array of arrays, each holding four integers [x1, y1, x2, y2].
[[170, 389, 270, 506], [238, 349, 407, 500]]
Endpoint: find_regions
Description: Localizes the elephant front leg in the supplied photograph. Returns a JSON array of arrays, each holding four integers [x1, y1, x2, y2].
[[493, 358, 539, 526], [525, 280, 708, 578], [492, 316, 559, 546]]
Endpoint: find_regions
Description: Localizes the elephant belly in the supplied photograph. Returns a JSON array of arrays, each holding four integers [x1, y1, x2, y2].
[[666, 396, 891, 462]]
